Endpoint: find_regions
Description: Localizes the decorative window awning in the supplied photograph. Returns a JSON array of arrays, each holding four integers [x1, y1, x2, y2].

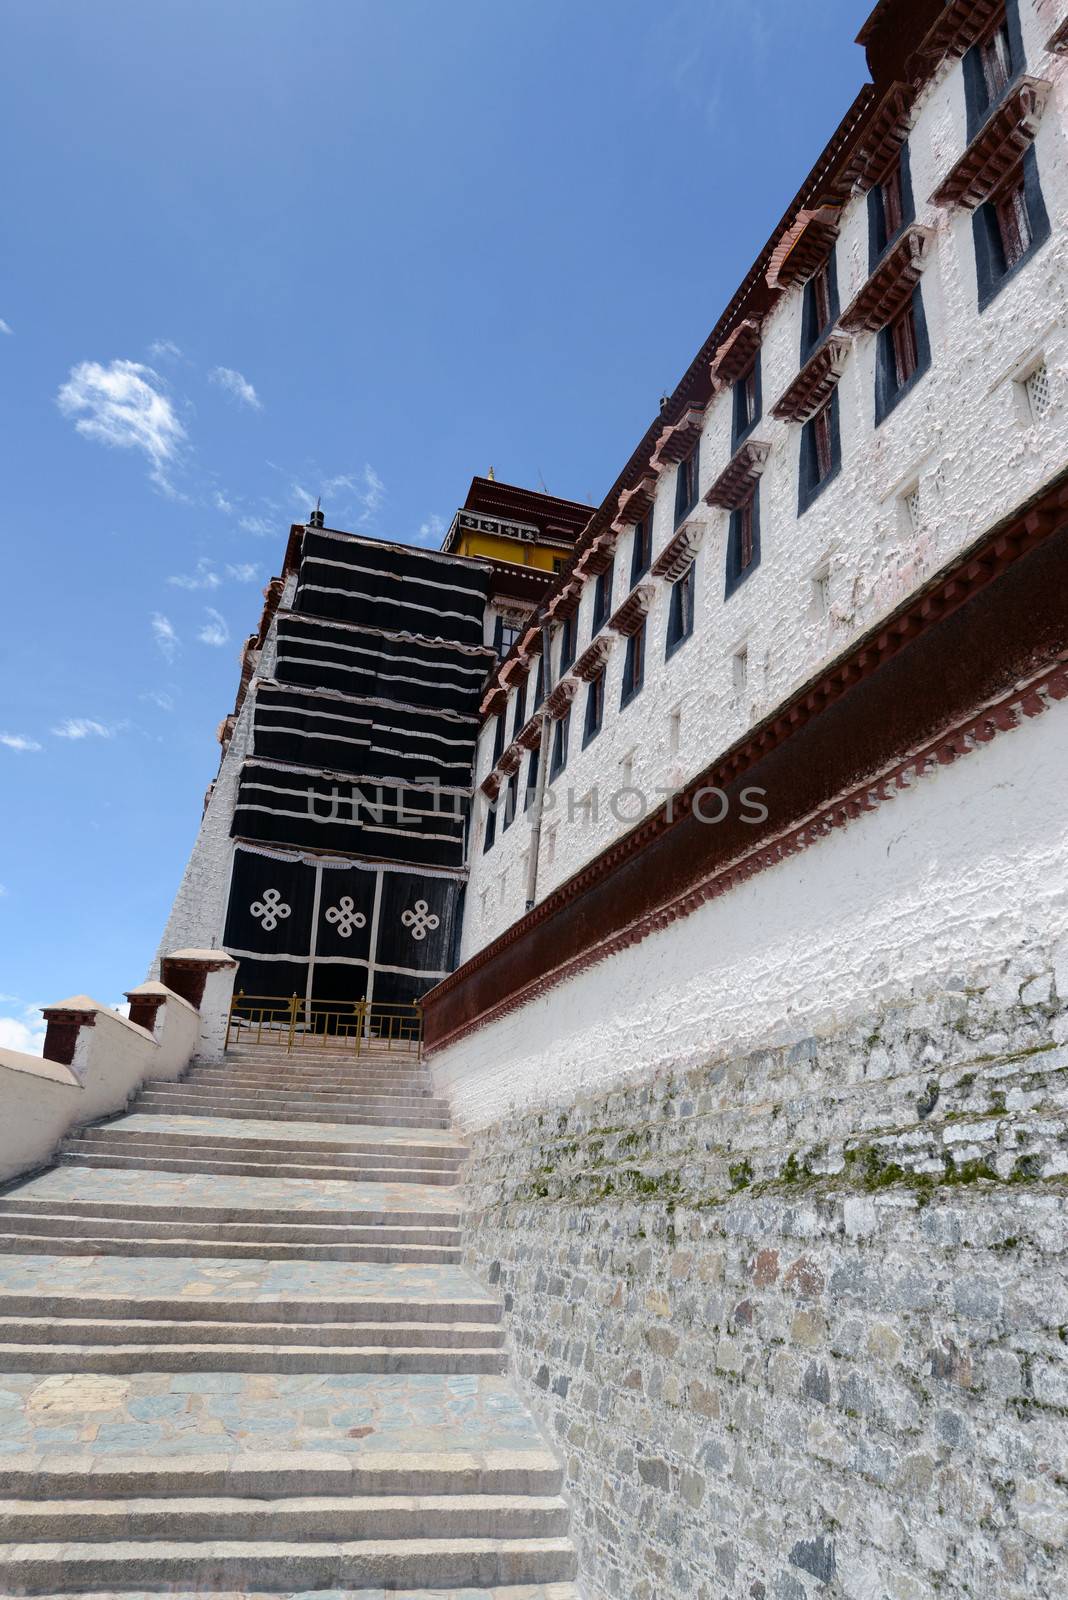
[[575, 528, 620, 579], [572, 634, 615, 683], [839, 82, 915, 193], [704, 438, 772, 509], [546, 580, 582, 620], [772, 334, 852, 423], [517, 714, 543, 752], [616, 475, 658, 528], [498, 742, 522, 776], [766, 207, 841, 289], [608, 583, 655, 637], [480, 686, 507, 718], [651, 518, 706, 582], [906, 0, 1005, 84], [1050, 16, 1068, 52], [499, 656, 530, 689], [709, 319, 762, 391], [545, 679, 578, 720], [840, 224, 933, 333], [517, 626, 545, 659], [479, 770, 502, 800], [931, 78, 1051, 210], [650, 404, 705, 470]]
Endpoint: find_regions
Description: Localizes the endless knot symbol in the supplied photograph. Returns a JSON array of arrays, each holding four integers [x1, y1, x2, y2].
[[401, 898, 440, 942], [250, 887, 291, 932], [324, 895, 366, 939]]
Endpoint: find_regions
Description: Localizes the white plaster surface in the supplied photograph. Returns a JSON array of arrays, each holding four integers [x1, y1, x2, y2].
[[461, 12, 1068, 958], [0, 1052, 80, 1185], [434, 684, 1068, 1130]]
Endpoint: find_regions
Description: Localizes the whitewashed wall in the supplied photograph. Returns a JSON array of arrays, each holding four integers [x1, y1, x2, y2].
[[461, 3, 1068, 960], [436, 646, 1068, 1129]]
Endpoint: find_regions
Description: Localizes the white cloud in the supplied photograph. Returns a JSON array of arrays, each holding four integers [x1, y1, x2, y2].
[[142, 690, 175, 712], [168, 557, 221, 591], [51, 718, 117, 740], [291, 464, 385, 529], [0, 1003, 46, 1057], [0, 319, 12, 337], [239, 515, 274, 536], [0, 733, 42, 753], [210, 366, 262, 411], [225, 562, 259, 582], [151, 613, 179, 661], [212, 489, 234, 514], [198, 607, 230, 647], [56, 359, 186, 491], [148, 338, 182, 360], [417, 513, 446, 547]]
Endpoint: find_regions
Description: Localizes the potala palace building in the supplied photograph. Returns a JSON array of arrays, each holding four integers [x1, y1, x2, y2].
[[2, 2, 1068, 1598]]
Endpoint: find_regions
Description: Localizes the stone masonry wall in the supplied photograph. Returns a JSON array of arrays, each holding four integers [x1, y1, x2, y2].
[[460, 944, 1068, 1600]]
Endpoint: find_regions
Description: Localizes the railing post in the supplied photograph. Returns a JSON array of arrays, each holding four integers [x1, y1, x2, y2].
[[355, 1000, 365, 1058], [287, 994, 299, 1053], [416, 1003, 424, 1061], [225, 990, 242, 1052]]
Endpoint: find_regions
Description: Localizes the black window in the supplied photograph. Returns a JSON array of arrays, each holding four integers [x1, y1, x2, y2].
[[620, 622, 646, 709], [972, 148, 1051, 309], [868, 144, 915, 270], [550, 709, 570, 780], [499, 619, 521, 655], [558, 615, 575, 673], [512, 678, 528, 737], [725, 489, 761, 600], [666, 562, 695, 658], [552, 557, 566, 573], [673, 442, 700, 527], [533, 652, 546, 708], [964, 4, 1024, 139], [732, 360, 762, 449], [801, 250, 839, 360], [500, 770, 519, 832], [583, 670, 605, 748], [630, 517, 652, 584], [592, 560, 614, 632], [491, 713, 505, 765], [524, 743, 540, 809], [798, 394, 842, 515], [483, 794, 497, 852], [875, 285, 931, 423]]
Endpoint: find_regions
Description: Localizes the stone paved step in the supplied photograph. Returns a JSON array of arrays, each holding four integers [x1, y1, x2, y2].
[[0, 1208, 461, 1246], [178, 1079, 443, 1101], [65, 1113, 468, 1160], [0, 1317, 505, 1349], [0, 1168, 464, 1224], [10, 1587, 581, 1600], [134, 1097, 451, 1130], [0, 1535, 578, 1592], [0, 1256, 502, 1323], [0, 1230, 462, 1265], [188, 1071, 435, 1088], [0, 1343, 506, 1376], [60, 1151, 463, 1186], [0, 1492, 570, 1541]]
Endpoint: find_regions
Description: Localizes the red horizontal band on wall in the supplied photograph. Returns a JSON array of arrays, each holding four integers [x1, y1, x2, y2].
[[422, 470, 1068, 1054]]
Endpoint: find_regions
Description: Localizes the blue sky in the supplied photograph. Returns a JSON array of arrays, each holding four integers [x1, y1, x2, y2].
[[0, 0, 869, 1050]]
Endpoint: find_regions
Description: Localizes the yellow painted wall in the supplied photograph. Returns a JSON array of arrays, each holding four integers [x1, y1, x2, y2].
[[454, 530, 564, 572]]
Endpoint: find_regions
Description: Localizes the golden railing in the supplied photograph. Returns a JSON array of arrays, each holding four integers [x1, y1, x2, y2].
[[224, 993, 423, 1057]]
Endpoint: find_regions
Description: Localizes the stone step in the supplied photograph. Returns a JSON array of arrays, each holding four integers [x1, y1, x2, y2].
[[0, 1317, 505, 1349], [0, 1534, 578, 1592], [134, 1097, 451, 1130], [6, 1587, 581, 1600], [169, 1089, 446, 1112], [0, 1230, 462, 1265], [0, 1292, 501, 1326], [0, 1191, 462, 1231], [64, 1123, 467, 1163], [2, 1449, 564, 1501], [0, 1342, 506, 1375], [0, 1492, 570, 1543], [187, 1072, 437, 1091], [0, 1208, 460, 1246], [59, 1151, 463, 1186]]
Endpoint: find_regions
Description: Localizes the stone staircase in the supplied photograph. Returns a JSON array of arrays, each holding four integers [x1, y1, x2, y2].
[[0, 1043, 579, 1597]]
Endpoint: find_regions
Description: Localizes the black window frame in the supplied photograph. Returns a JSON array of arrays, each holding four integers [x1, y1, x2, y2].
[[511, 677, 528, 738], [620, 621, 646, 710], [582, 669, 605, 748], [630, 516, 652, 584], [665, 561, 696, 659], [482, 793, 497, 852], [875, 284, 932, 424], [725, 488, 761, 600], [524, 743, 540, 810], [500, 769, 519, 832], [798, 392, 842, 516], [558, 614, 576, 674], [731, 358, 762, 450], [867, 143, 916, 272], [972, 147, 1051, 310], [550, 708, 570, 780], [673, 440, 701, 528], [491, 712, 505, 766], [592, 560, 614, 633], [801, 248, 840, 361], [963, 1, 1025, 140]]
